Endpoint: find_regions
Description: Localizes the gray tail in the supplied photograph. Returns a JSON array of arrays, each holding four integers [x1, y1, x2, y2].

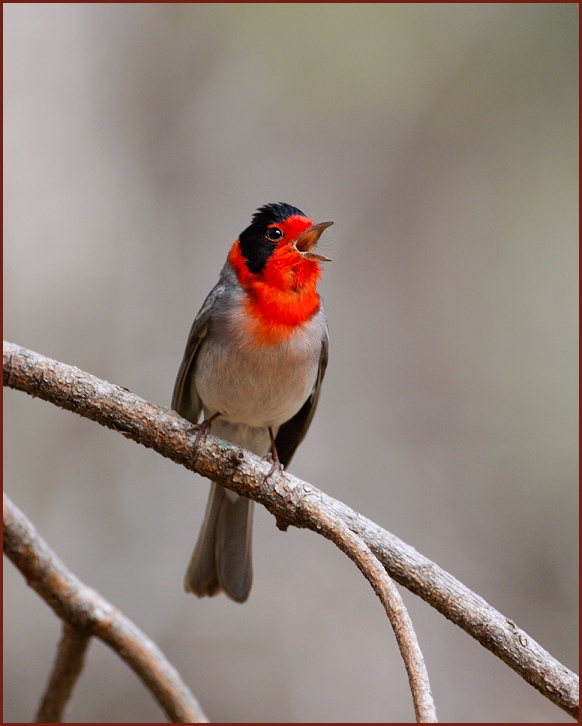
[[184, 483, 253, 603]]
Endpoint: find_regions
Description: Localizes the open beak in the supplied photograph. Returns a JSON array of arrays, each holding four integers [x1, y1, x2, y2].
[[294, 221, 333, 262]]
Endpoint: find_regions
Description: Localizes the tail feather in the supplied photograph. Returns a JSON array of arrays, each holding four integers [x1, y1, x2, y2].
[[216, 494, 253, 602], [184, 483, 253, 603]]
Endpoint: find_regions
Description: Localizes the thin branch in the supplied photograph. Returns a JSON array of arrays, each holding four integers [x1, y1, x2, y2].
[[3, 493, 208, 724], [3, 340, 579, 720], [314, 512, 437, 722], [36, 622, 91, 723]]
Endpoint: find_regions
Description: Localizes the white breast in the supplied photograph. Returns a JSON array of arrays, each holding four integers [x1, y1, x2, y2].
[[193, 304, 325, 455]]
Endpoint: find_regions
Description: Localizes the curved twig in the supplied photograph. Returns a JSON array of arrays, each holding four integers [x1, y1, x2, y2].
[[3, 340, 579, 720], [3, 493, 208, 723], [36, 622, 91, 722], [312, 509, 437, 721]]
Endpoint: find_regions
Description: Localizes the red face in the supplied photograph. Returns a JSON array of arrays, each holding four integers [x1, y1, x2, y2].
[[266, 213, 312, 245]]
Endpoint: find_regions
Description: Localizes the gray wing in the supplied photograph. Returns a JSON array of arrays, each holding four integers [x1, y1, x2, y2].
[[275, 327, 329, 468], [171, 282, 222, 423]]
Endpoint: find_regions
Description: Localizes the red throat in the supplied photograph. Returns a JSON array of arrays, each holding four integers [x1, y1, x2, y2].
[[228, 241, 322, 344]]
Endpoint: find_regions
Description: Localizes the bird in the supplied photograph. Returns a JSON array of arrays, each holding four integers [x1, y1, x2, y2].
[[172, 202, 332, 603]]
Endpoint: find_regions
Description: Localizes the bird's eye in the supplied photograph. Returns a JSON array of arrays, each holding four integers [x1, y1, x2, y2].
[[266, 227, 283, 241]]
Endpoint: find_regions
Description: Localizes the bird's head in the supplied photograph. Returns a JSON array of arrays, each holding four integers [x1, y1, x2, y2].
[[235, 202, 332, 276], [228, 203, 333, 333]]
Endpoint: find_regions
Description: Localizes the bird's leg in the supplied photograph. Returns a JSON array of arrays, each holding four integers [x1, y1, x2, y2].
[[187, 412, 221, 462], [264, 427, 284, 482]]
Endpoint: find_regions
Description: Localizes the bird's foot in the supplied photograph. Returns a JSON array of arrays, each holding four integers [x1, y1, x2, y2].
[[187, 413, 220, 463], [262, 427, 284, 483], [262, 452, 284, 483]]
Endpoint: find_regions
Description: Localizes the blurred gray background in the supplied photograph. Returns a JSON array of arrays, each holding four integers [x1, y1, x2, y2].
[[3, 3, 578, 723]]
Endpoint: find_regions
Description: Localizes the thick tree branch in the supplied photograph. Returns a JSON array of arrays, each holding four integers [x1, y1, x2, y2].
[[3, 341, 579, 720], [3, 493, 208, 723], [35, 622, 91, 722]]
